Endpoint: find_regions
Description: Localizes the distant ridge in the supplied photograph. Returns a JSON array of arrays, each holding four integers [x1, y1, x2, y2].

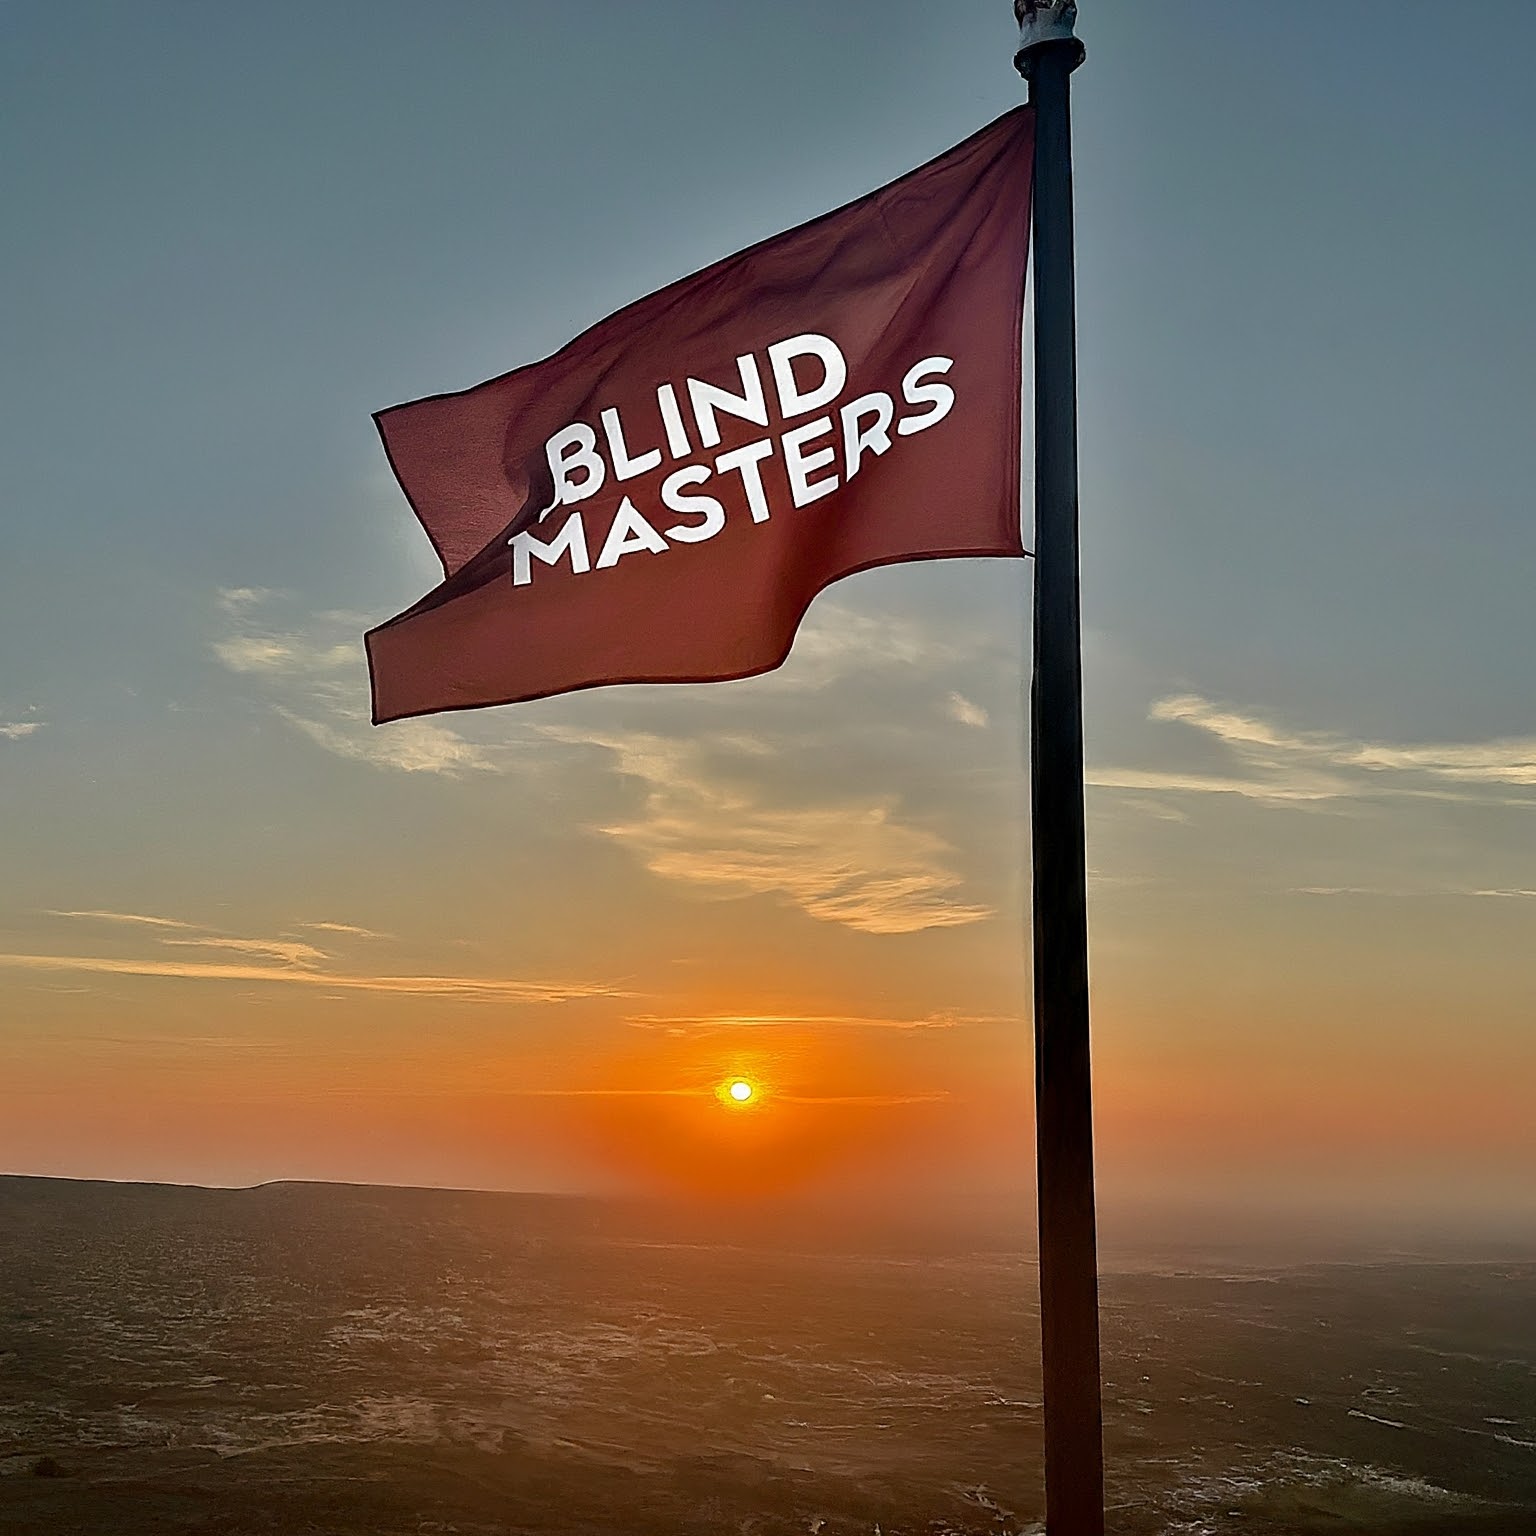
[[4, 1173, 1531, 1265], [0, 1170, 587, 1199]]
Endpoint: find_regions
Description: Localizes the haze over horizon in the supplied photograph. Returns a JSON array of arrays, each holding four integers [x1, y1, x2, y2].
[[4, 2, 1533, 1239]]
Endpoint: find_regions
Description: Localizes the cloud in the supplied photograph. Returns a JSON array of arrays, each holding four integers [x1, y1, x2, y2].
[[494, 1087, 704, 1099], [26, 908, 616, 1002], [274, 705, 498, 775], [1, 722, 44, 740], [625, 1010, 1010, 1033], [211, 590, 501, 776], [162, 936, 330, 968], [497, 1086, 949, 1106], [757, 602, 966, 691], [1090, 693, 1536, 808], [212, 636, 356, 675], [1100, 798, 1190, 825], [47, 910, 330, 964], [946, 692, 989, 730], [1086, 765, 1340, 803], [541, 726, 991, 935], [1295, 885, 1536, 900], [774, 1091, 952, 1106], [44, 909, 202, 930], [1345, 740, 1536, 786], [298, 921, 389, 940], [216, 586, 278, 614], [1149, 696, 1298, 751], [0, 951, 625, 1003]]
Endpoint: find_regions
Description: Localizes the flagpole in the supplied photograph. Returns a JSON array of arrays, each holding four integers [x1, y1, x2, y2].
[[1014, 4, 1104, 1533]]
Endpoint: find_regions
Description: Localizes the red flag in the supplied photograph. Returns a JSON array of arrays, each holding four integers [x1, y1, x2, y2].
[[367, 109, 1034, 723]]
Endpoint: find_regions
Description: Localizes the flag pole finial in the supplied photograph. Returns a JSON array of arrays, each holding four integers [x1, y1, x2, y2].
[[1013, 0, 1085, 77]]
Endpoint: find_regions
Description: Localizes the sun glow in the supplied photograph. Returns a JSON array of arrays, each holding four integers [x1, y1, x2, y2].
[[714, 1075, 763, 1109], [712, 1075, 768, 1112]]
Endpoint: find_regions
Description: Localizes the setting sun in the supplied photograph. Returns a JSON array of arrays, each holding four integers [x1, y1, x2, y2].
[[728, 1080, 754, 1103]]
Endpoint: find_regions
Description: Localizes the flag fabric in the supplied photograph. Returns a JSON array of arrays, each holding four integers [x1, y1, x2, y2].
[[367, 108, 1035, 724]]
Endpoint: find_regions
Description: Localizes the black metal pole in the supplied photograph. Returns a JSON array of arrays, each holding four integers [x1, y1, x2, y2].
[[1014, 4, 1104, 1532]]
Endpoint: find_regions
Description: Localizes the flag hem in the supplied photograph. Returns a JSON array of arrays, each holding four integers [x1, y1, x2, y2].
[[366, 543, 1034, 726]]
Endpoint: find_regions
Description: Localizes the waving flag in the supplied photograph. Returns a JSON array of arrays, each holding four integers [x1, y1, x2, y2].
[[367, 108, 1034, 723]]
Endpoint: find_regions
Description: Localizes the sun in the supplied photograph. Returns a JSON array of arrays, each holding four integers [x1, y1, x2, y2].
[[713, 1073, 765, 1110]]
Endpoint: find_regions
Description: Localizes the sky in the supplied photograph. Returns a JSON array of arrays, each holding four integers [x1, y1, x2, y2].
[[3, 2, 1533, 1239]]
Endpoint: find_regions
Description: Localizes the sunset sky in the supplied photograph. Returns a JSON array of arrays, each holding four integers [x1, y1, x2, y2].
[[4, 2, 1533, 1236]]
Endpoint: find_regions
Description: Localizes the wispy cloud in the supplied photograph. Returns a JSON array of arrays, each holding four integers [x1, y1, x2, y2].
[[1086, 765, 1339, 803], [626, 1010, 1010, 1033], [1090, 693, 1536, 808], [28, 908, 614, 1002], [1, 722, 44, 740], [162, 936, 329, 968], [761, 603, 966, 692], [945, 692, 989, 730], [541, 726, 991, 935], [213, 635, 356, 675], [775, 1090, 952, 1106], [1295, 885, 1536, 900], [211, 590, 502, 777], [274, 705, 498, 776], [298, 921, 389, 940], [495, 1086, 704, 1099], [0, 951, 624, 1003], [216, 586, 278, 614], [498, 1085, 950, 1106], [44, 909, 202, 931]]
